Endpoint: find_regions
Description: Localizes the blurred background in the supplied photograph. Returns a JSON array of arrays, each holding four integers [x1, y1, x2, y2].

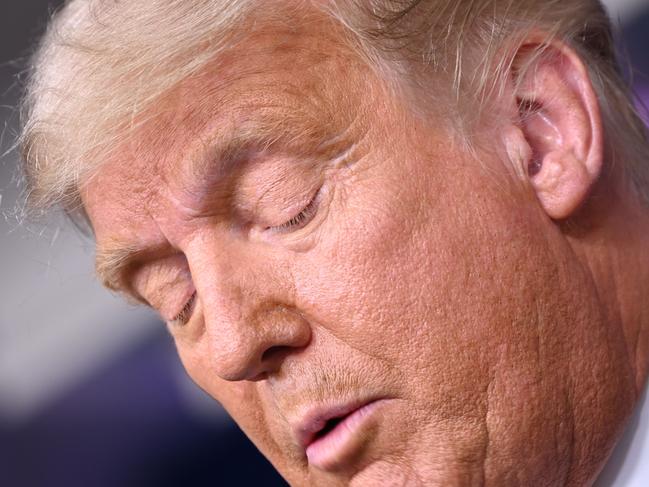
[[0, 2, 287, 486], [0, 1, 647, 486]]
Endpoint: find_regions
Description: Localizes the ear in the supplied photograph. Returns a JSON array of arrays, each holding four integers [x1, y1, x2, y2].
[[505, 37, 604, 220]]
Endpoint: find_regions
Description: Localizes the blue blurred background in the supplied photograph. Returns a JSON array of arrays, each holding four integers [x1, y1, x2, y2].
[[0, 1, 647, 486]]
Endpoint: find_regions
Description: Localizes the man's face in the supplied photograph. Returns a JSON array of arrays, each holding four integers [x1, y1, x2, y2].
[[83, 12, 634, 486]]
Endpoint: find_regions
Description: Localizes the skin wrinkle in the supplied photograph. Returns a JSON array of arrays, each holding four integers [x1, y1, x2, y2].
[[560, 278, 584, 485], [23, 0, 649, 216], [613, 248, 646, 391], [570, 241, 636, 395], [568, 190, 649, 395], [565, 373, 576, 486], [483, 361, 495, 487], [539, 296, 574, 487], [635, 322, 645, 389], [95, 101, 357, 287], [565, 263, 629, 485], [74, 5, 649, 486]]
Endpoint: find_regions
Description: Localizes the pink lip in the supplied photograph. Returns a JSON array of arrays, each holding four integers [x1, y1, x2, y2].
[[294, 398, 387, 471]]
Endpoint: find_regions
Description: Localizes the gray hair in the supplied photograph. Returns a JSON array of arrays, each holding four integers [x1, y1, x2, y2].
[[19, 0, 649, 214]]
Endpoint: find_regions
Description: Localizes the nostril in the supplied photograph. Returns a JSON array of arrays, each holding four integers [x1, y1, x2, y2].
[[248, 346, 294, 381], [261, 345, 293, 363]]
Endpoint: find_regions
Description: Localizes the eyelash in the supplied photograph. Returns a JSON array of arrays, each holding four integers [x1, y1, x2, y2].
[[169, 188, 321, 325], [170, 291, 196, 326], [270, 187, 321, 233]]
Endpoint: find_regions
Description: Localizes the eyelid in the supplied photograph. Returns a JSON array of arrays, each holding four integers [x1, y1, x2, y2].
[[169, 291, 197, 326], [266, 185, 323, 234]]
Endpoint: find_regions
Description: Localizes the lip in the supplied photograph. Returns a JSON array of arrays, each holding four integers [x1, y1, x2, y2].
[[294, 398, 388, 471]]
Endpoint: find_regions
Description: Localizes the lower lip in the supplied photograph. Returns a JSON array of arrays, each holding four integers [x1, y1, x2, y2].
[[305, 399, 386, 471]]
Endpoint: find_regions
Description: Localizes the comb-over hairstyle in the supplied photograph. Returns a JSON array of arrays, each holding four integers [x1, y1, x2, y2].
[[20, 0, 649, 214]]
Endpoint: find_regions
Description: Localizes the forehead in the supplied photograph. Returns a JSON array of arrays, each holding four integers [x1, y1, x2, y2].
[[81, 11, 376, 255]]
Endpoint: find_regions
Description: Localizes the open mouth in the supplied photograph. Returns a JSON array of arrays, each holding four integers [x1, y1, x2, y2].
[[299, 402, 368, 449], [312, 415, 346, 441], [300, 399, 387, 471]]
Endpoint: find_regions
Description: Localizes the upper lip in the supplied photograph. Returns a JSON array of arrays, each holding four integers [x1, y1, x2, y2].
[[292, 397, 380, 450]]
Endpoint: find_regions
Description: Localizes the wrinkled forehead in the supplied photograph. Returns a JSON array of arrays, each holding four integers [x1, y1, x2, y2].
[[80, 14, 378, 241]]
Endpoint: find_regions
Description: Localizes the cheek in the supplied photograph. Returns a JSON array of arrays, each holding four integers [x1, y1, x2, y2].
[[176, 344, 300, 470], [293, 156, 517, 413], [291, 148, 619, 471], [296, 147, 628, 478]]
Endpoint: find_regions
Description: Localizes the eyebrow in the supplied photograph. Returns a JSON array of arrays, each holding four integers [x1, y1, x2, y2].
[[95, 242, 151, 293], [95, 101, 352, 291], [94, 139, 263, 293], [94, 123, 280, 290], [94, 130, 295, 291]]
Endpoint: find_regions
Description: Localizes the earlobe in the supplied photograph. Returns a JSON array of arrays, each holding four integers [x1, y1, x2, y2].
[[509, 37, 604, 220], [530, 150, 593, 219]]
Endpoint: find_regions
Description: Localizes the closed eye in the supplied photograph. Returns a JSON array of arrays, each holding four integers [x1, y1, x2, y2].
[[267, 186, 322, 234], [169, 291, 197, 326]]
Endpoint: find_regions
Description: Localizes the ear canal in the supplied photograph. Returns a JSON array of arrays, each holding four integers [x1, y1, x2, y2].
[[528, 158, 543, 177], [516, 97, 544, 178]]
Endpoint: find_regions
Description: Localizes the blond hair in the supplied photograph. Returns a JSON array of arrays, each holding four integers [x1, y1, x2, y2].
[[19, 0, 649, 215]]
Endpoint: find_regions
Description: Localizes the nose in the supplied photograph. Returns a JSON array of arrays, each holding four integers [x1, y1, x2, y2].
[[190, 243, 312, 382]]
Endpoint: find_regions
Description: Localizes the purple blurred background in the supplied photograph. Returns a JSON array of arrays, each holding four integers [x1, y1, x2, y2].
[[0, 1, 647, 486]]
